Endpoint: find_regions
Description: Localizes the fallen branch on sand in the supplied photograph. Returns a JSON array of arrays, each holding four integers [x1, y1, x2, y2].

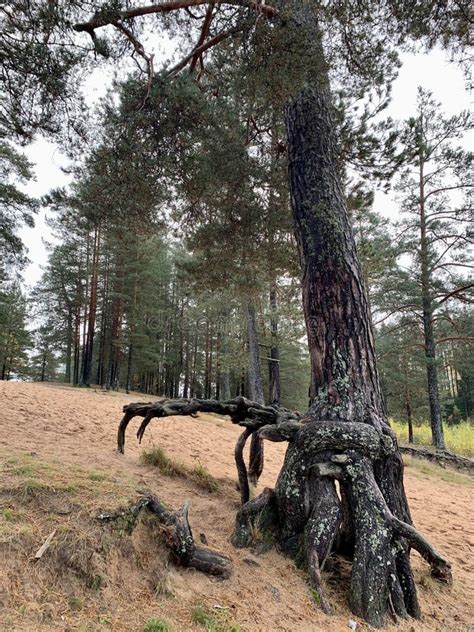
[[98, 493, 232, 579]]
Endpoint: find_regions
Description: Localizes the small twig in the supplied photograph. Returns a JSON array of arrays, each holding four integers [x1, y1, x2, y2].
[[34, 530, 56, 560]]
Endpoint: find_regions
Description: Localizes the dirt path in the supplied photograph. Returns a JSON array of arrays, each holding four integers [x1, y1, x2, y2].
[[1, 382, 473, 631]]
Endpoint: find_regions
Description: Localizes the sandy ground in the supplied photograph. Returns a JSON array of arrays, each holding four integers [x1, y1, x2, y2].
[[0, 381, 473, 632]]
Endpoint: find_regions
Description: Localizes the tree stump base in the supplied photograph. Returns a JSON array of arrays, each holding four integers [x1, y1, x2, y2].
[[233, 420, 452, 628]]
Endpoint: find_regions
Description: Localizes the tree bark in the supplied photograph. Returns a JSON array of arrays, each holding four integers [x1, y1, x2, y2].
[[245, 302, 264, 404], [245, 302, 265, 483], [81, 226, 100, 386], [404, 364, 414, 444], [286, 83, 384, 424], [268, 284, 281, 407], [418, 133, 445, 449]]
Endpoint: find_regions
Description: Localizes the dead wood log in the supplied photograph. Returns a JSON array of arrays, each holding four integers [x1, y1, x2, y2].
[[400, 444, 474, 474], [98, 493, 232, 578]]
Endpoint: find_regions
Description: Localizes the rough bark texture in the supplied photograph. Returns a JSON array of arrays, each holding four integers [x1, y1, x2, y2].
[[286, 85, 384, 425]]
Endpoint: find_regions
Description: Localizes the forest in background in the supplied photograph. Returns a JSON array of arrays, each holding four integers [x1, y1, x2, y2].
[[1, 3, 472, 445]]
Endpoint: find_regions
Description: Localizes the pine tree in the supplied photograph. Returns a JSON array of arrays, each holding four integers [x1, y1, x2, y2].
[[380, 89, 472, 448]]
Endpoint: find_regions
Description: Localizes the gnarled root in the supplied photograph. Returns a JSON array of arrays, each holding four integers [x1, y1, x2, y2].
[[233, 420, 452, 628], [98, 493, 232, 578], [117, 396, 302, 505], [232, 487, 277, 548]]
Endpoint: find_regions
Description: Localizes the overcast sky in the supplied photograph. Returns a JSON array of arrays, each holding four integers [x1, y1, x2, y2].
[[18, 46, 471, 289]]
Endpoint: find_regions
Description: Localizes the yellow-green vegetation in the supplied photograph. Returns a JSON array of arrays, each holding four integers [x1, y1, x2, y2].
[[68, 595, 83, 611], [403, 455, 474, 487], [140, 447, 220, 493], [140, 446, 187, 477], [191, 604, 241, 632], [191, 463, 219, 493], [88, 469, 107, 482], [390, 419, 474, 457], [143, 618, 171, 632]]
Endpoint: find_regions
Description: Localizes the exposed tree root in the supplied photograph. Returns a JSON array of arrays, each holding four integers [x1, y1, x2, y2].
[[117, 396, 301, 505], [98, 493, 232, 578], [116, 397, 453, 628], [233, 420, 452, 628]]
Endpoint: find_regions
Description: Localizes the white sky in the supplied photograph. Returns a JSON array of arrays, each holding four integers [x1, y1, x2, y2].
[[18, 47, 472, 289]]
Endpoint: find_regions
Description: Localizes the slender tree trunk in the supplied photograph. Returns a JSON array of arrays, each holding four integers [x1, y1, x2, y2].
[[40, 350, 47, 382], [245, 301, 265, 483], [65, 309, 73, 383], [107, 272, 124, 391], [404, 365, 414, 444], [81, 226, 100, 386], [215, 325, 222, 401], [80, 232, 91, 376], [190, 323, 199, 398], [73, 303, 81, 386], [418, 138, 445, 449], [245, 302, 264, 404], [268, 284, 281, 406]]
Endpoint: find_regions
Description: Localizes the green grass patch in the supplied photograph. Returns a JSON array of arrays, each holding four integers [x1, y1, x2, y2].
[[140, 448, 219, 493], [88, 469, 108, 482], [68, 595, 83, 611], [191, 604, 241, 632], [140, 447, 187, 477], [190, 463, 219, 493], [403, 455, 474, 487], [143, 618, 171, 632]]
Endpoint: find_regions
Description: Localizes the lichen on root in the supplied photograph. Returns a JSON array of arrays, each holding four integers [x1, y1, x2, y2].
[[233, 419, 452, 628], [116, 397, 452, 628]]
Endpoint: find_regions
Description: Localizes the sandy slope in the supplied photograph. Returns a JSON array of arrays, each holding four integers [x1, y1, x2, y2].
[[0, 381, 473, 632]]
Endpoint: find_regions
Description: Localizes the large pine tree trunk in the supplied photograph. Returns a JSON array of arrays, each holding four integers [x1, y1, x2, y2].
[[286, 86, 383, 421], [232, 22, 450, 627]]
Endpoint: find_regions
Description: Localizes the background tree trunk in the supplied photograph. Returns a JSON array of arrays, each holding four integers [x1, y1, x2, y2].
[[268, 284, 281, 406], [418, 137, 445, 449]]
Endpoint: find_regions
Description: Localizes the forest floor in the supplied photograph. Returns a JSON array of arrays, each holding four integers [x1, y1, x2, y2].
[[1, 382, 473, 632]]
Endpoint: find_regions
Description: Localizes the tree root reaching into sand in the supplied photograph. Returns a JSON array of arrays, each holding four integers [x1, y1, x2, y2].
[[98, 493, 232, 578], [116, 397, 452, 628], [117, 396, 301, 504]]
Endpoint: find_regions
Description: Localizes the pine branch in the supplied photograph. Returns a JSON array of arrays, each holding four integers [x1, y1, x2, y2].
[[73, 1, 279, 34]]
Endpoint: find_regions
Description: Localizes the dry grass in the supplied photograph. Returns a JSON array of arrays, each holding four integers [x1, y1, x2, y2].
[[140, 446, 220, 493], [391, 419, 474, 457], [403, 455, 474, 487], [0, 449, 183, 631]]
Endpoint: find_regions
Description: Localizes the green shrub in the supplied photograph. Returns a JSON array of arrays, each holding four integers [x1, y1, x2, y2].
[[143, 617, 171, 632], [140, 447, 187, 477]]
